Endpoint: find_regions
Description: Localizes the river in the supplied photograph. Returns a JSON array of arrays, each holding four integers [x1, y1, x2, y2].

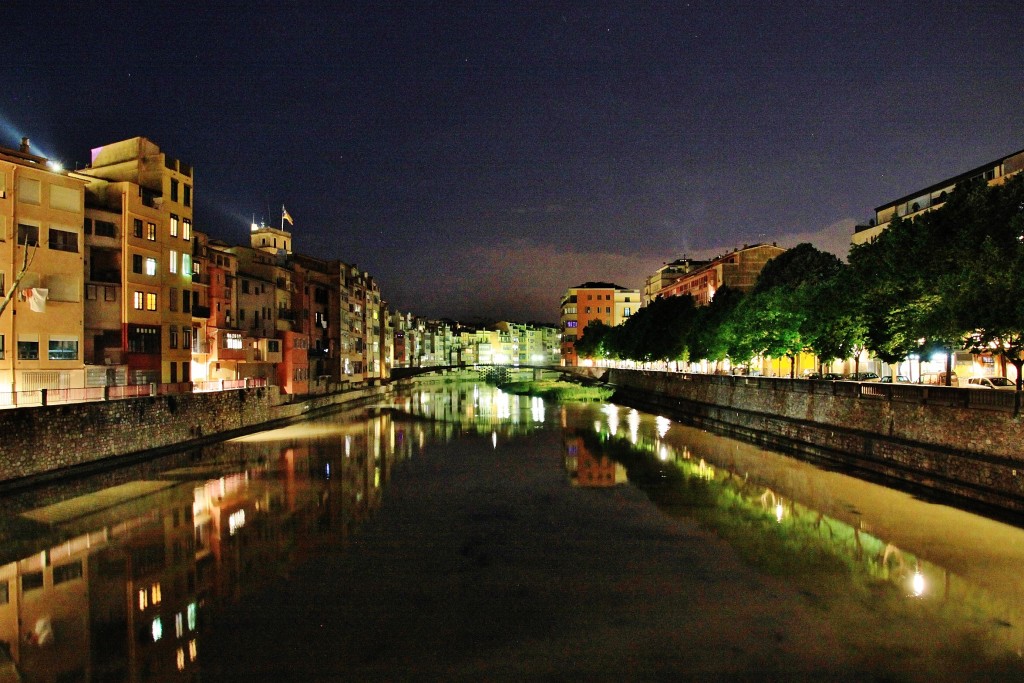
[[1, 379, 1023, 681]]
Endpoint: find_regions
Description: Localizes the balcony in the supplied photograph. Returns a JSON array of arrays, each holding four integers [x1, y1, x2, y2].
[[192, 305, 211, 319]]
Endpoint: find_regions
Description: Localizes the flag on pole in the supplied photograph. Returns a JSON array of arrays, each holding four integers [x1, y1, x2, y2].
[[282, 205, 294, 226]]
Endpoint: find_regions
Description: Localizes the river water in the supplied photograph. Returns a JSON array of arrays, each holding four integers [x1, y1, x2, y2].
[[2, 380, 1024, 681]]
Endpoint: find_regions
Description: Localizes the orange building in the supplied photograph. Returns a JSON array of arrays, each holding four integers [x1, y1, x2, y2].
[[559, 281, 639, 366]]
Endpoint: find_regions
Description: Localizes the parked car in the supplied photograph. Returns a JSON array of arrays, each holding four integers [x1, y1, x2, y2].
[[966, 376, 1017, 390], [921, 372, 959, 387], [848, 372, 880, 382], [880, 375, 911, 383], [822, 373, 844, 381], [802, 371, 822, 380]]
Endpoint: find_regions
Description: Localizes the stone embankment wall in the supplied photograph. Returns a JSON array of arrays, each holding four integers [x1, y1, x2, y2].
[[601, 369, 1024, 515], [0, 384, 387, 489]]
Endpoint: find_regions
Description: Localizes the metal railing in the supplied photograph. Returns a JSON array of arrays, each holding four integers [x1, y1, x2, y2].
[[0, 377, 270, 409], [626, 370, 1021, 413]]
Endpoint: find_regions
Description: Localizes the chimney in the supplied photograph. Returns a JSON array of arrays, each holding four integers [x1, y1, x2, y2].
[[20, 137, 30, 154]]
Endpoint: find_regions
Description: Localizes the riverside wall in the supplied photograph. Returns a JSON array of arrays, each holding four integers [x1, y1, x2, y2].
[[602, 369, 1024, 515], [0, 384, 389, 490]]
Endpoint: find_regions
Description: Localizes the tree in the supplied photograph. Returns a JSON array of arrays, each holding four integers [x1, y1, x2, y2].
[[742, 243, 845, 376], [573, 320, 613, 363]]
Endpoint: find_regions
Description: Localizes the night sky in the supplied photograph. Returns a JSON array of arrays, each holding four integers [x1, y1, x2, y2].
[[5, 1, 1023, 323]]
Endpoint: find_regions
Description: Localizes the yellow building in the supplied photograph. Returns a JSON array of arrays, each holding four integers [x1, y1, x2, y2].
[[852, 147, 1024, 246], [77, 137, 195, 384], [0, 138, 87, 396]]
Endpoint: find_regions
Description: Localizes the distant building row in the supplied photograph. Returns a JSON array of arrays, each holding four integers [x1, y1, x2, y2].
[[0, 136, 559, 397], [561, 144, 1024, 368]]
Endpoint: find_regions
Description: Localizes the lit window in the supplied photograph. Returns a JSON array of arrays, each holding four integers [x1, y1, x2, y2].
[[175, 613, 184, 638], [152, 617, 162, 642], [187, 603, 197, 630], [170, 214, 179, 237], [134, 291, 144, 310], [225, 332, 242, 349], [146, 293, 157, 311], [169, 250, 178, 274], [189, 639, 197, 660], [151, 582, 162, 605], [183, 218, 191, 241], [177, 648, 185, 671], [138, 588, 148, 611], [147, 222, 157, 240], [182, 253, 191, 273], [146, 257, 157, 276]]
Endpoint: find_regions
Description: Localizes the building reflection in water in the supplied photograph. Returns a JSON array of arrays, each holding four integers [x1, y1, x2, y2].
[[6, 382, 1024, 678], [567, 401, 1024, 658], [0, 408, 424, 682]]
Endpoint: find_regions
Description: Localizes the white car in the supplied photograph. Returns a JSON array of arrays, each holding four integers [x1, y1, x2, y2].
[[966, 377, 1017, 390]]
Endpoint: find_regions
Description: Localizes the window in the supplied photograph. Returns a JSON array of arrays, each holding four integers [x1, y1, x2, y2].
[[0, 271, 4, 297], [170, 179, 179, 203], [0, 335, 4, 360], [49, 184, 80, 212], [146, 293, 157, 311], [182, 218, 191, 240], [86, 284, 97, 300], [170, 214, 179, 237], [134, 291, 144, 309], [104, 286, 116, 302], [18, 177, 40, 204], [95, 220, 116, 237], [565, 321, 577, 328], [184, 185, 191, 207], [606, 307, 611, 313], [147, 222, 156, 241], [133, 218, 143, 238], [53, 561, 83, 584], [17, 224, 39, 246], [225, 332, 242, 349], [241, 279, 250, 294], [18, 339, 39, 360], [170, 287, 178, 311], [169, 327, 178, 349], [128, 326, 160, 353], [182, 290, 191, 312], [133, 254, 143, 273], [169, 250, 178, 274], [182, 253, 191, 273], [183, 327, 192, 349], [48, 228, 78, 253], [146, 257, 157, 276], [48, 338, 79, 361], [0, 581, 8, 605], [22, 572, 43, 591]]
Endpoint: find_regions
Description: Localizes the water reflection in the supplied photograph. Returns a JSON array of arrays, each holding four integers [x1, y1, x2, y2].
[[574, 402, 1024, 658], [0, 409, 432, 682], [3, 383, 1024, 679]]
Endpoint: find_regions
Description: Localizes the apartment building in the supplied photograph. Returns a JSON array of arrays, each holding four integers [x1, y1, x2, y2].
[[655, 243, 785, 306], [559, 282, 640, 366], [852, 147, 1024, 246], [77, 137, 195, 385], [230, 223, 307, 393], [643, 258, 709, 306], [0, 139, 88, 394]]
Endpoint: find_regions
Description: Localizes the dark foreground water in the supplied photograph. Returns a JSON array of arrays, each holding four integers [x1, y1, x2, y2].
[[2, 381, 1024, 681]]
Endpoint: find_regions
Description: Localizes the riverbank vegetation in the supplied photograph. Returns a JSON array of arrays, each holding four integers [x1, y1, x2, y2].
[[500, 379, 613, 402], [574, 175, 1024, 388]]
